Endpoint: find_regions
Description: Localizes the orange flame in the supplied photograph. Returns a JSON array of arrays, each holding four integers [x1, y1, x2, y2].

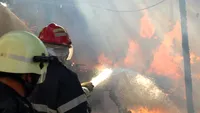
[[93, 5, 200, 113], [96, 53, 113, 71], [98, 53, 113, 66], [124, 40, 139, 66], [97, 40, 145, 72], [129, 107, 166, 113], [124, 40, 145, 71], [140, 10, 155, 39], [190, 52, 200, 64], [96, 14, 200, 81], [148, 21, 183, 79], [95, 64, 107, 71], [148, 45, 182, 79]]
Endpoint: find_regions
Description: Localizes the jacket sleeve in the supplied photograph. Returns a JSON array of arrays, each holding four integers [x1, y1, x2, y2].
[[56, 70, 90, 113]]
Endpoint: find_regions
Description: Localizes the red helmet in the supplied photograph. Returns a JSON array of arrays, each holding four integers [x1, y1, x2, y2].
[[39, 23, 72, 47], [39, 23, 73, 60]]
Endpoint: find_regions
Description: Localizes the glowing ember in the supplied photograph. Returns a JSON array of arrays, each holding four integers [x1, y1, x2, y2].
[[140, 10, 155, 39], [90, 68, 113, 87]]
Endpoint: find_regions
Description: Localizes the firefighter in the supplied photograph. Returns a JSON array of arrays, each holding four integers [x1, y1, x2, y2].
[[0, 31, 49, 113], [29, 23, 92, 113]]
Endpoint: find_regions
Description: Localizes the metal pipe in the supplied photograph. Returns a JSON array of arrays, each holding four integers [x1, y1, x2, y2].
[[178, 0, 194, 113]]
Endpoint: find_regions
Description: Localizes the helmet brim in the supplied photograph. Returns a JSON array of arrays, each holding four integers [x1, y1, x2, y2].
[[66, 45, 73, 60]]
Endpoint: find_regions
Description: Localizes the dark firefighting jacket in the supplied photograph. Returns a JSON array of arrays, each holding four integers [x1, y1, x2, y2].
[[29, 57, 90, 113], [0, 82, 35, 113]]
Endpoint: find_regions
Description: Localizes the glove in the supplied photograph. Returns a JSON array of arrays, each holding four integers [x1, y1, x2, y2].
[[81, 82, 94, 92]]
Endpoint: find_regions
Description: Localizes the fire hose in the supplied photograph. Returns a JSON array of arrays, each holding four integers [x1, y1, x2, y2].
[[81, 69, 132, 113]]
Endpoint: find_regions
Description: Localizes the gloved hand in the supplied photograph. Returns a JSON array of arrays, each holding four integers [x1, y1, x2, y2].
[[81, 82, 94, 92]]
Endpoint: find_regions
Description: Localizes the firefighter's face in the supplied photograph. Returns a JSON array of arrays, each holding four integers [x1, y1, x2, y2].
[[21, 74, 40, 97]]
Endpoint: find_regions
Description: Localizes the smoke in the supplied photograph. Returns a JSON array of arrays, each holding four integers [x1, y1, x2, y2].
[[0, 2, 7, 7], [0, 3, 29, 37], [6, 0, 200, 112]]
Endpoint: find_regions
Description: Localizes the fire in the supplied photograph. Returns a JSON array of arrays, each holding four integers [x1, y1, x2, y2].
[[163, 21, 182, 45], [97, 15, 200, 80], [93, 6, 200, 113], [95, 64, 106, 71], [190, 52, 200, 64], [93, 4, 200, 113], [140, 10, 155, 39], [124, 40, 145, 71], [129, 107, 166, 113], [148, 44, 182, 79], [98, 53, 113, 67], [97, 40, 145, 73], [148, 20, 200, 79], [148, 21, 183, 79]]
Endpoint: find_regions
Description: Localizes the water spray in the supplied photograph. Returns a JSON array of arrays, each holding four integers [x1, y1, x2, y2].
[[81, 68, 113, 97], [90, 68, 113, 87]]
